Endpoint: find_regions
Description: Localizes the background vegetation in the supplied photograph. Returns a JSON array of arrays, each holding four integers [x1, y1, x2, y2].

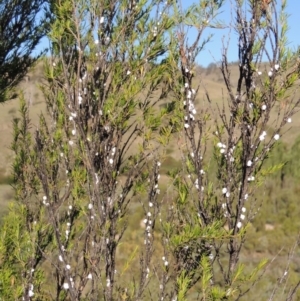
[[1, 0, 300, 300], [1, 60, 300, 300]]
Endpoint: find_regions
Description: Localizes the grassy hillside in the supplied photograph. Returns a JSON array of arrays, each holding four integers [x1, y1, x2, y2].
[[1, 59, 300, 210], [1, 60, 300, 299], [1, 60, 300, 205]]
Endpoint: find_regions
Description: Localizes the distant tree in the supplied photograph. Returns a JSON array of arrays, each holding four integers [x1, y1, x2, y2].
[[0, 0, 47, 103], [205, 62, 218, 75]]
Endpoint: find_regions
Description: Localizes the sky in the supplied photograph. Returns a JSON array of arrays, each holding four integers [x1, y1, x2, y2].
[[34, 0, 300, 67], [183, 0, 300, 66]]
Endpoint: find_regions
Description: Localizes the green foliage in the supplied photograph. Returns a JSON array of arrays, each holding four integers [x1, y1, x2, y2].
[[1, 0, 300, 300], [177, 271, 191, 301], [0, 0, 47, 102], [0, 203, 47, 299]]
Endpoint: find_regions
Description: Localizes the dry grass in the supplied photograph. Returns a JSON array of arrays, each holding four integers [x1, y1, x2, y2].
[[0, 61, 300, 300], [1, 60, 300, 210]]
